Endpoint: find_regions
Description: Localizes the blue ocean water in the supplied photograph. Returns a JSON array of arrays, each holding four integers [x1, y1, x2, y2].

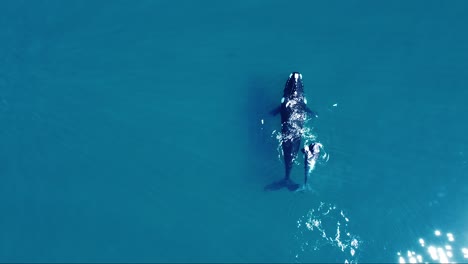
[[1, 0, 467, 263]]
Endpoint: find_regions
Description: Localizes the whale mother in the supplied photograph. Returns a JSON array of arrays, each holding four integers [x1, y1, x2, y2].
[[267, 72, 316, 190]]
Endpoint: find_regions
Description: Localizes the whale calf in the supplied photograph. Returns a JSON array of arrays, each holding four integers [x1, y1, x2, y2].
[[296, 142, 323, 192]]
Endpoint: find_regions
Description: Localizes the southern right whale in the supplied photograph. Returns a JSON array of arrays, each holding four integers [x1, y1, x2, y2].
[[296, 142, 323, 192], [265, 72, 317, 191]]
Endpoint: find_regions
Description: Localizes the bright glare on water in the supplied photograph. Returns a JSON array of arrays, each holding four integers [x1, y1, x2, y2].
[[398, 230, 468, 263]]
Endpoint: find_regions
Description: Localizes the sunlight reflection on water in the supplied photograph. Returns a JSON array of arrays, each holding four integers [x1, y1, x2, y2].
[[397, 229, 467, 263]]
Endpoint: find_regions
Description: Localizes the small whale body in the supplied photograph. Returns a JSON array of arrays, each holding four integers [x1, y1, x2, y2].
[[265, 72, 317, 191], [295, 142, 323, 192]]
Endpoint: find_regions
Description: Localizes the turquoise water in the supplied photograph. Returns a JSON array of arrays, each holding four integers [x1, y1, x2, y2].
[[1, 1, 467, 263]]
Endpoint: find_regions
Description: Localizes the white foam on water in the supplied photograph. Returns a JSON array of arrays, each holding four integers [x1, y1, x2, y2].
[[294, 202, 361, 263]]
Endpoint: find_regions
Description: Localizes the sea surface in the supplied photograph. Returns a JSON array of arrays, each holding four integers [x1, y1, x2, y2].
[[1, 1, 467, 263]]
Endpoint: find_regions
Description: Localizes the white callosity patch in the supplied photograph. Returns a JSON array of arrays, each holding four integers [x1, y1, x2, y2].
[[285, 99, 297, 108]]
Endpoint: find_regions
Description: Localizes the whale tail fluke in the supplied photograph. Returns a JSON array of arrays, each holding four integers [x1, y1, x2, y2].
[[264, 178, 300, 192], [294, 184, 313, 193]]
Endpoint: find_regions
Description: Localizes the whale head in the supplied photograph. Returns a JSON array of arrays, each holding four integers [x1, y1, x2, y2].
[[283, 72, 304, 99]]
